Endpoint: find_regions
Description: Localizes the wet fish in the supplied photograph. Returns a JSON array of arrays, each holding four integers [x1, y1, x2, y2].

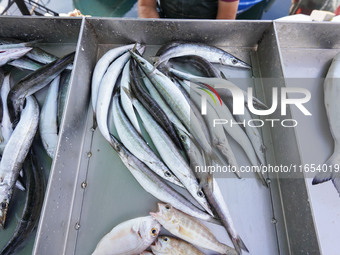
[[0, 96, 39, 228], [92, 216, 161, 255], [112, 95, 183, 187], [150, 203, 237, 255], [8, 57, 43, 71], [0, 47, 32, 67], [40, 75, 60, 158], [154, 42, 251, 69], [151, 236, 204, 255], [91, 44, 142, 113], [0, 74, 13, 150], [57, 70, 71, 128], [313, 52, 340, 194], [126, 89, 214, 216], [7, 52, 74, 124], [0, 152, 45, 255], [109, 134, 216, 223]]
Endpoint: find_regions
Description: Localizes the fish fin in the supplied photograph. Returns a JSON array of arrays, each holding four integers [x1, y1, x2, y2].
[[150, 56, 159, 64], [122, 86, 135, 101], [15, 175, 26, 191], [313, 154, 337, 185], [220, 71, 228, 80], [233, 235, 249, 253]]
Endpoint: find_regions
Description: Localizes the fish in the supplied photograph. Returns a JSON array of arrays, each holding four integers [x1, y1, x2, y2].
[[39, 75, 60, 158], [91, 43, 142, 113], [96, 51, 131, 143], [109, 134, 216, 223], [150, 203, 237, 255], [125, 88, 214, 216], [130, 52, 212, 155], [57, 70, 72, 128], [140, 252, 154, 255], [120, 60, 141, 134], [0, 47, 32, 67], [0, 152, 45, 255], [130, 58, 183, 150], [7, 52, 74, 124], [0, 96, 39, 228], [7, 57, 43, 71], [154, 42, 251, 69], [0, 74, 13, 151], [112, 95, 183, 187], [151, 236, 205, 255], [92, 216, 161, 255], [313, 52, 340, 194]]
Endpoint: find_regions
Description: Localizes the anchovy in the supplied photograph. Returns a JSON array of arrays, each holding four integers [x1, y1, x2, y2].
[[154, 42, 251, 69], [0, 48, 32, 67], [109, 134, 217, 223], [112, 95, 183, 187], [7, 52, 74, 124], [57, 70, 71, 128], [91, 44, 142, 113], [0, 152, 45, 255], [40, 75, 60, 158], [130, 59, 183, 150], [125, 89, 214, 216], [96, 51, 131, 143], [0, 96, 39, 228], [8, 57, 43, 71], [313, 52, 340, 194], [120, 60, 141, 134]]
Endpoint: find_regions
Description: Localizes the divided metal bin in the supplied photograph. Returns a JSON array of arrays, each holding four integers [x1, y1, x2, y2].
[[2, 17, 338, 255], [0, 16, 82, 255]]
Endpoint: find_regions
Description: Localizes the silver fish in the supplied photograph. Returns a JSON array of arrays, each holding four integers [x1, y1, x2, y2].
[[0, 74, 13, 151], [151, 236, 204, 255], [92, 216, 161, 255], [0, 47, 32, 67], [313, 52, 340, 194], [0, 96, 39, 228]]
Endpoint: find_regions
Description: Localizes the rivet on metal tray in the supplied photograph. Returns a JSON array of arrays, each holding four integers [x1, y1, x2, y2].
[[271, 218, 277, 224], [87, 152, 92, 158], [266, 178, 271, 185], [75, 222, 80, 230], [81, 181, 87, 189]]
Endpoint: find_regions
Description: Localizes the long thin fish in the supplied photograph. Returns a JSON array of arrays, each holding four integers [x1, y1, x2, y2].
[[0, 96, 39, 228], [154, 42, 250, 69], [8, 52, 74, 123], [0, 48, 32, 67], [151, 236, 204, 255], [109, 134, 217, 223], [8, 57, 43, 71], [40, 75, 60, 158], [0, 152, 45, 255], [112, 95, 183, 187], [125, 89, 214, 216], [150, 203, 237, 255], [57, 70, 71, 128], [130, 59, 183, 149], [0, 74, 13, 150], [313, 52, 340, 194]]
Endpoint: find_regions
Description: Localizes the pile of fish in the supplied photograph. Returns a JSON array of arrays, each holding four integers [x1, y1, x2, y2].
[[91, 41, 269, 254], [0, 38, 74, 254], [313, 51, 340, 195]]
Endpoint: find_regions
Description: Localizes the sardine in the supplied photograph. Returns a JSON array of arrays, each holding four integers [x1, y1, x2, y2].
[[313, 52, 340, 194], [154, 42, 250, 69], [126, 89, 214, 216], [8, 52, 74, 124], [91, 44, 142, 113], [0, 47, 32, 67], [92, 216, 161, 255], [0, 152, 45, 254], [39, 75, 60, 158], [112, 95, 183, 187], [109, 134, 216, 223], [151, 236, 204, 255], [0, 96, 39, 228], [150, 203, 237, 255]]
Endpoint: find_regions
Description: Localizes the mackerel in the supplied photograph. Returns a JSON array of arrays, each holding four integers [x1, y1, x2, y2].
[[0, 96, 39, 228]]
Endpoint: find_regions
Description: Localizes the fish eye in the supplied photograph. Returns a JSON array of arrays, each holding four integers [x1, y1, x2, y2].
[[163, 237, 168, 242], [140, 61, 145, 65], [151, 228, 158, 236], [180, 135, 185, 141], [232, 59, 238, 64], [1, 202, 6, 209], [165, 205, 170, 210], [164, 171, 171, 178], [197, 190, 204, 198]]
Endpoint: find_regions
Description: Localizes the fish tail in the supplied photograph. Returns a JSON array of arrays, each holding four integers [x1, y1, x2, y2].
[[313, 153, 340, 195], [233, 235, 249, 253]]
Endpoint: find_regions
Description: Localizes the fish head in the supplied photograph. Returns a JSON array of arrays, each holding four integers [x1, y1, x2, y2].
[[150, 203, 176, 225], [129, 51, 153, 73], [0, 199, 8, 229], [137, 216, 161, 243], [151, 236, 172, 253], [220, 54, 251, 69]]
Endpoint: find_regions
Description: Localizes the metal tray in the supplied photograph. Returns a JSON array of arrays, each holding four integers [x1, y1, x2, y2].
[[0, 16, 81, 255], [274, 21, 340, 255], [34, 19, 322, 255]]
